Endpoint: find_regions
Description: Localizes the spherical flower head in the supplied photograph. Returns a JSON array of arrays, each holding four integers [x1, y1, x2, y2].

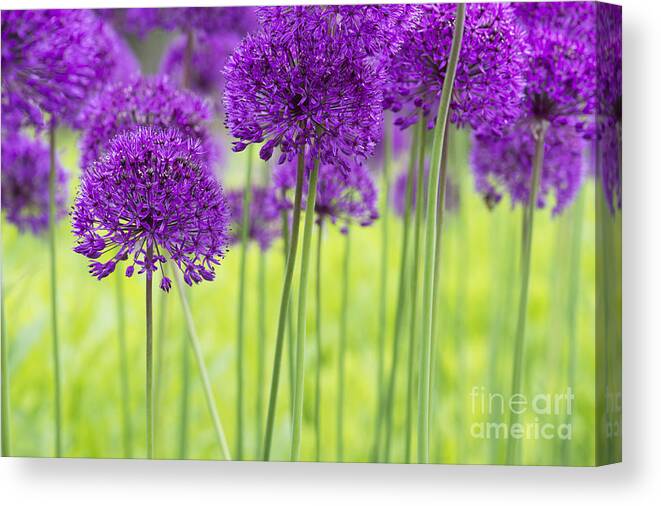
[[72, 127, 230, 291], [273, 159, 379, 232], [79, 75, 216, 171], [514, 3, 597, 135], [161, 32, 240, 103], [1, 133, 69, 234], [388, 3, 528, 134], [1, 9, 123, 129], [224, 26, 383, 173], [123, 7, 256, 37], [390, 164, 459, 218], [226, 185, 281, 251], [470, 124, 584, 216]]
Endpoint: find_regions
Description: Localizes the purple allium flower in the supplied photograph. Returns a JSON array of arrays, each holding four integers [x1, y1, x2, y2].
[[123, 7, 256, 37], [1, 9, 121, 129], [223, 23, 383, 172], [1, 133, 69, 234], [79, 75, 216, 171], [273, 159, 379, 231], [161, 32, 239, 102], [226, 186, 281, 251], [390, 164, 459, 218], [470, 124, 584, 216], [515, 3, 596, 134], [387, 3, 528, 134], [72, 127, 230, 291]]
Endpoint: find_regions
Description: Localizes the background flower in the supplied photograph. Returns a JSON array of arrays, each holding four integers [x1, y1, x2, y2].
[[391, 164, 459, 218], [72, 127, 230, 291], [226, 186, 281, 251]]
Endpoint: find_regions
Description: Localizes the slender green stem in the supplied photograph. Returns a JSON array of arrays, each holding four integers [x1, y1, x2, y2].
[[314, 221, 323, 461], [383, 120, 420, 462], [236, 148, 253, 460], [417, 4, 465, 463], [506, 120, 549, 465], [562, 185, 585, 465], [405, 119, 427, 462], [281, 207, 297, 424], [145, 247, 154, 459], [173, 270, 232, 460], [372, 115, 392, 460], [178, 325, 190, 459], [263, 152, 305, 461], [1, 260, 9, 457], [48, 120, 62, 458], [337, 228, 351, 462], [291, 157, 320, 461], [153, 286, 168, 456], [115, 275, 132, 458], [256, 248, 267, 458]]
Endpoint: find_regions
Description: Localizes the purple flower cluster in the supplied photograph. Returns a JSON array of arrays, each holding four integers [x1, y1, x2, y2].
[[1, 10, 121, 129], [123, 7, 256, 37], [79, 75, 216, 170], [274, 159, 379, 231], [1, 133, 69, 234], [223, 12, 383, 172], [387, 3, 528, 134], [72, 127, 230, 292], [226, 186, 281, 251], [470, 124, 584, 216]]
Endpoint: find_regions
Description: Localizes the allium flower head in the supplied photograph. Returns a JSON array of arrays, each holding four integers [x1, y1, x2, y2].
[[79, 75, 216, 170], [1, 9, 122, 129], [470, 124, 584, 216], [391, 164, 459, 218], [223, 23, 383, 173], [1, 133, 69, 234], [226, 186, 281, 251], [123, 7, 256, 36], [72, 127, 231, 291], [387, 3, 528, 134], [273, 159, 379, 231]]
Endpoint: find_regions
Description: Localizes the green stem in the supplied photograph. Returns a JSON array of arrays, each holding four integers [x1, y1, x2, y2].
[[281, 208, 297, 425], [337, 228, 351, 462], [116, 275, 132, 458], [236, 148, 253, 460], [1, 259, 9, 457], [48, 120, 62, 457], [383, 120, 420, 462], [314, 221, 323, 461], [506, 120, 549, 465], [291, 157, 320, 461], [145, 247, 154, 459], [417, 4, 465, 463], [153, 286, 168, 456], [372, 115, 392, 461], [405, 119, 427, 463], [174, 270, 232, 460], [178, 325, 190, 459], [256, 248, 267, 458], [263, 152, 305, 461]]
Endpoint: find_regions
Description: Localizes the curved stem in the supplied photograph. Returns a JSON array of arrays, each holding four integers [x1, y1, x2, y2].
[[256, 248, 267, 458], [291, 157, 320, 461], [417, 4, 465, 463], [383, 120, 421, 462], [314, 221, 323, 461], [506, 120, 549, 465], [337, 228, 351, 462], [236, 148, 253, 460], [115, 275, 132, 458], [174, 270, 232, 460], [145, 247, 154, 459], [48, 120, 62, 458], [263, 152, 305, 461], [372, 115, 392, 460], [1, 260, 9, 457]]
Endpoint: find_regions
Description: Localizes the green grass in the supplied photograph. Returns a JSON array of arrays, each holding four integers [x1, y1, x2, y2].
[[1, 128, 597, 465]]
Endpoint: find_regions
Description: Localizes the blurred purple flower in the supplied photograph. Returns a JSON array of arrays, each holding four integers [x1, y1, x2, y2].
[[391, 164, 459, 218], [79, 75, 216, 171], [1, 133, 69, 234], [72, 127, 230, 291], [387, 3, 528, 134], [470, 123, 584, 216], [226, 186, 281, 251]]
